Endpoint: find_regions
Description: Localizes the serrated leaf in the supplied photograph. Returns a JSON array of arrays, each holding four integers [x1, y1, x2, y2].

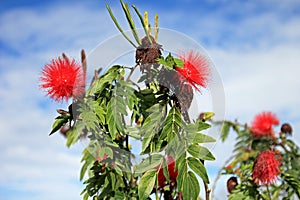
[[188, 157, 209, 183], [187, 144, 215, 161], [138, 170, 157, 200]]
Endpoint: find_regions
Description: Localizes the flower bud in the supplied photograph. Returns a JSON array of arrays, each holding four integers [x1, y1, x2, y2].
[[227, 177, 238, 194], [281, 123, 292, 135]]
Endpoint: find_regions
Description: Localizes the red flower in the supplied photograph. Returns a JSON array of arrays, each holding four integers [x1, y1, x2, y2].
[[40, 57, 85, 102], [252, 150, 281, 185], [175, 50, 210, 91], [157, 155, 178, 188], [251, 112, 279, 137]]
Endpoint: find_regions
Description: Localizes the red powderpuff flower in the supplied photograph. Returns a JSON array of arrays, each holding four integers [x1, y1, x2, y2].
[[251, 112, 279, 137], [175, 50, 210, 92], [157, 155, 178, 188], [252, 150, 281, 185], [40, 57, 85, 102]]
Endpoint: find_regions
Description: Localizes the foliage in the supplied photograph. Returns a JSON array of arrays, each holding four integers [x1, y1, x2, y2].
[[43, 1, 216, 200], [214, 118, 300, 200]]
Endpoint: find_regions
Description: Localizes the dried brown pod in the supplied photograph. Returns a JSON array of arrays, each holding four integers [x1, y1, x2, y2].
[[227, 176, 238, 194]]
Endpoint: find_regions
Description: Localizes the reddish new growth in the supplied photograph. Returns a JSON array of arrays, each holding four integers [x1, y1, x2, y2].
[[176, 50, 210, 92], [40, 57, 85, 102], [157, 155, 178, 188], [252, 150, 281, 185], [251, 112, 279, 137]]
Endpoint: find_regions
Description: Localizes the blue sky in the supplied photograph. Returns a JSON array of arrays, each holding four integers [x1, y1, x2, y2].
[[1, 0, 300, 199]]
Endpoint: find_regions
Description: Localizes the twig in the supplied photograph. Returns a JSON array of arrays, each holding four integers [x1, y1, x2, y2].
[[201, 160, 211, 200], [126, 63, 139, 81], [266, 184, 272, 200]]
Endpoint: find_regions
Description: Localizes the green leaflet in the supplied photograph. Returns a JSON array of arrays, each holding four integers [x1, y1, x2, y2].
[[49, 114, 70, 135], [220, 121, 231, 142], [187, 157, 209, 183], [140, 103, 167, 153], [182, 171, 200, 200], [157, 53, 184, 70], [159, 106, 182, 142], [187, 144, 215, 161], [106, 80, 137, 140], [135, 154, 163, 174], [86, 65, 123, 96], [138, 169, 157, 200]]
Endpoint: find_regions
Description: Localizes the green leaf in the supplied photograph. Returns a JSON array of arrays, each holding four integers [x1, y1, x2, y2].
[[162, 157, 170, 183], [138, 169, 157, 200], [157, 53, 183, 70], [99, 147, 113, 159], [188, 157, 209, 183], [79, 99, 101, 132], [49, 114, 70, 135], [187, 132, 216, 144], [80, 148, 94, 181], [220, 121, 231, 142], [140, 103, 167, 153], [106, 96, 125, 140], [135, 154, 163, 173], [173, 58, 184, 68], [160, 106, 182, 141], [66, 120, 84, 147], [176, 154, 188, 190], [187, 144, 215, 161], [86, 65, 122, 96], [184, 120, 211, 134], [182, 171, 200, 200]]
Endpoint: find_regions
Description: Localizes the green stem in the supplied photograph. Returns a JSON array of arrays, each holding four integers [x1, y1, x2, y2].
[[120, 0, 141, 45], [126, 64, 139, 81], [266, 184, 272, 200], [132, 5, 152, 44], [106, 3, 137, 48]]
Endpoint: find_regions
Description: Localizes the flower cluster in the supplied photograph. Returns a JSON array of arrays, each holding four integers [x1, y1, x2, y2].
[[252, 150, 281, 185], [176, 51, 210, 92], [250, 111, 279, 137]]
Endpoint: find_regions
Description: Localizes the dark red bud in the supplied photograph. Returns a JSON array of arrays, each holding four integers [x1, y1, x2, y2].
[[227, 177, 238, 194], [281, 123, 292, 135]]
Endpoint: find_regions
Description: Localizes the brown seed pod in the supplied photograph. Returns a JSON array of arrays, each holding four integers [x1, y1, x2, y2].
[[227, 176, 238, 194], [281, 123, 292, 135], [60, 125, 71, 137]]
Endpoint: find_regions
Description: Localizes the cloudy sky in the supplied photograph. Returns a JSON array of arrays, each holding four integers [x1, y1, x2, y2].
[[1, 0, 300, 199]]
